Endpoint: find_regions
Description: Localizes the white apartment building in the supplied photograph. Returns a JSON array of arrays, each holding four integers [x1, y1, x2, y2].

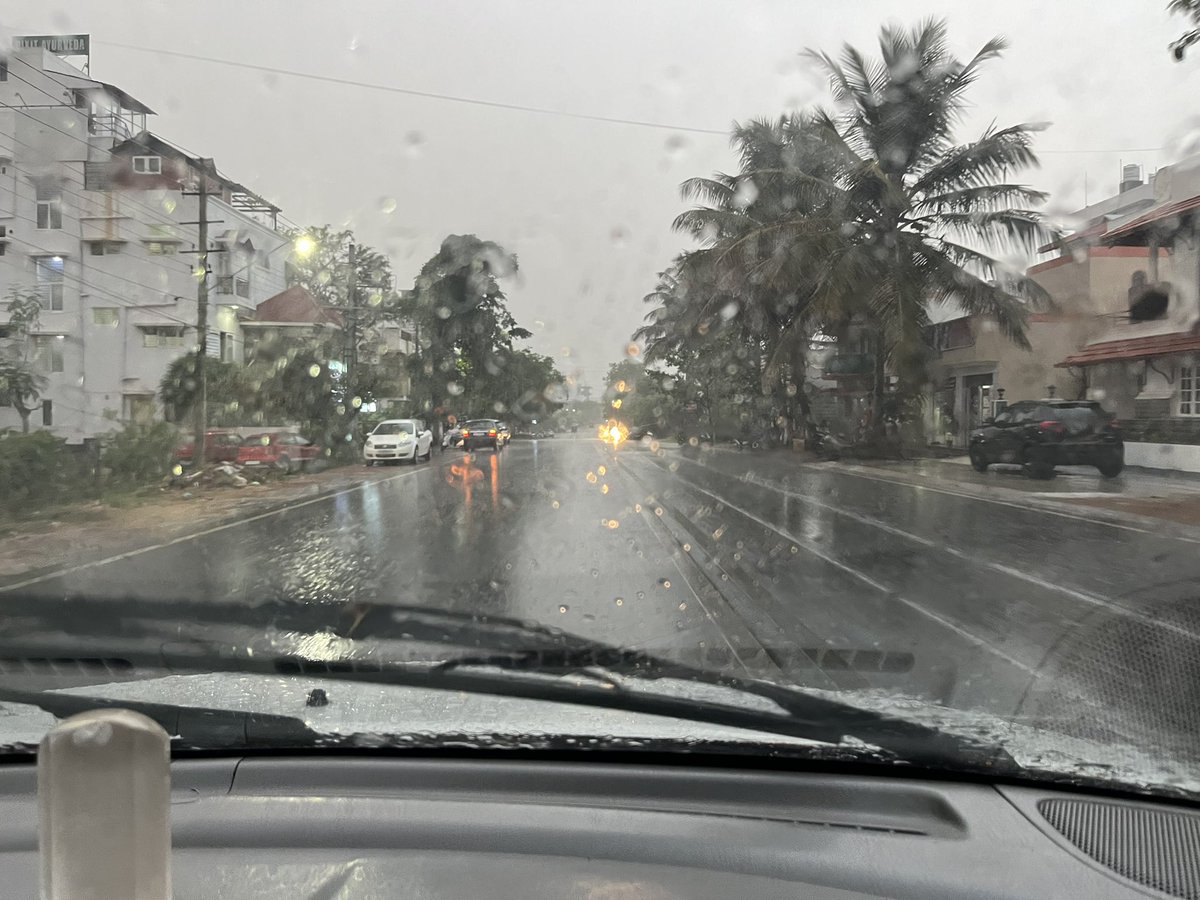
[[0, 46, 288, 440]]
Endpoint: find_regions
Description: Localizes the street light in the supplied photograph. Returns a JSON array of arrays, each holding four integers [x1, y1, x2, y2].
[[293, 234, 317, 258]]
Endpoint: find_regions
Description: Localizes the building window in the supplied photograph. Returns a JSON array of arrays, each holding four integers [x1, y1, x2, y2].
[[132, 156, 162, 175], [220, 331, 234, 362], [41, 400, 52, 427], [0, 243, 6, 256], [1181, 365, 1200, 416], [140, 326, 186, 349], [123, 395, 156, 423], [33, 256, 65, 310], [256, 250, 271, 270], [0, 62, 7, 82], [235, 277, 250, 298], [145, 241, 177, 256], [92, 308, 119, 327], [32, 336, 65, 373], [36, 185, 63, 230], [214, 275, 234, 294], [88, 241, 122, 256]]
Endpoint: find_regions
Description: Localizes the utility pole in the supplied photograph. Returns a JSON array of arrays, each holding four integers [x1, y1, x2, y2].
[[345, 240, 358, 393], [192, 161, 211, 464]]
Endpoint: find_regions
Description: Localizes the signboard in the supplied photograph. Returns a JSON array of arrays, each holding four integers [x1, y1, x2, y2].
[[13, 34, 90, 57]]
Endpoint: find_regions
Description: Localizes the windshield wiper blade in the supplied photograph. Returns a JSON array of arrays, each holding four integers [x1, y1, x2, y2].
[[0, 635, 1014, 774], [0, 686, 320, 749]]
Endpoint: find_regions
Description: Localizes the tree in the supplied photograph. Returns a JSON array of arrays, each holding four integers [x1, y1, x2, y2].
[[696, 21, 1056, 441], [396, 234, 529, 416], [159, 352, 251, 427], [286, 225, 395, 315], [0, 287, 48, 433], [1169, 0, 1200, 59], [490, 348, 566, 424]]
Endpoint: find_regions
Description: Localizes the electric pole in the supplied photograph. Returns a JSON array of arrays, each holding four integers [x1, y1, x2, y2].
[[345, 240, 358, 391], [191, 161, 211, 464]]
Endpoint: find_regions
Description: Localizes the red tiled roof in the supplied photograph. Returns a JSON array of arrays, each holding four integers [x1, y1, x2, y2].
[[253, 285, 342, 327], [1057, 331, 1200, 367], [1100, 196, 1200, 245]]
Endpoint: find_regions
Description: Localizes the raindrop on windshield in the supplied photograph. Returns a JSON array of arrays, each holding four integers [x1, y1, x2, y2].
[[378, 196, 397, 215], [558, 605, 569, 614]]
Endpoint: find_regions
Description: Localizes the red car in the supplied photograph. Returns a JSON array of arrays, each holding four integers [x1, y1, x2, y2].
[[236, 433, 322, 472], [174, 429, 242, 466]]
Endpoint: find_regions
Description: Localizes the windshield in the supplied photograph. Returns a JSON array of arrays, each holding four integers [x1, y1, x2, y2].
[[373, 422, 415, 435], [2, 1, 1200, 803]]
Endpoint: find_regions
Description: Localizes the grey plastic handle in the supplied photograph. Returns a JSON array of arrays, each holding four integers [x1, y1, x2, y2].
[[38, 709, 172, 900]]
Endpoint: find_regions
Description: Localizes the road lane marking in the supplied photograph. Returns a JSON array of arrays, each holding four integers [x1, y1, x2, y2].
[[629, 460, 1038, 676], [794, 461, 1200, 543], [0, 464, 440, 593], [723, 470, 1200, 643]]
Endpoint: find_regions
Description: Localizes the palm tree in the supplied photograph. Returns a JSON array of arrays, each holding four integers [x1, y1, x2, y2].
[[668, 116, 848, 439], [768, 19, 1056, 436]]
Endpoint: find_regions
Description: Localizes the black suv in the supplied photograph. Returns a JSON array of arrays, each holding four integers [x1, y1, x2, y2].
[[968, 400, 1123, 479]]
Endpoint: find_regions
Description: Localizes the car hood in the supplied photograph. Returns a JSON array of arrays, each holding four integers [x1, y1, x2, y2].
[[1, 674, 1196, 798]]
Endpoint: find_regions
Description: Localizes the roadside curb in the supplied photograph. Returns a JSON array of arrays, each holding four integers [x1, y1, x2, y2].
[[0, 469, 390, 592]]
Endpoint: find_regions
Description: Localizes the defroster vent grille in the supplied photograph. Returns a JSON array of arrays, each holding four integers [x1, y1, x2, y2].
[[1039, 798, 1200, 899]]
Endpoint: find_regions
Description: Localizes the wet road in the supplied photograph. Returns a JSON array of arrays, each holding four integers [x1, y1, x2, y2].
[[8, 438, 1200, 760]]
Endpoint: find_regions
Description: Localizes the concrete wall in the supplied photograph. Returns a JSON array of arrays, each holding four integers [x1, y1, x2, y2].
[[1126, 441, 1200, 473]]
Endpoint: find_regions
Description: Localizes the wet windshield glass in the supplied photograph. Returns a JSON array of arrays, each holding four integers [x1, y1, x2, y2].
[[2, 1, 1200, 802]]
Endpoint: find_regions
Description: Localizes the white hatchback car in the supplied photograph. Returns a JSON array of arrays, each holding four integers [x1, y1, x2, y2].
[[364, 419, 433, 465]]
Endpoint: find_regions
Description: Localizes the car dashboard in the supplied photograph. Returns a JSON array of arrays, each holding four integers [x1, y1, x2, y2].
[[0, 754, 1194, 898]]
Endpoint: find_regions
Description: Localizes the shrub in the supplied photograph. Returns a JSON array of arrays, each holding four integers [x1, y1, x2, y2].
[[101, 421, 180, 486], [0, 430, 77, 515]]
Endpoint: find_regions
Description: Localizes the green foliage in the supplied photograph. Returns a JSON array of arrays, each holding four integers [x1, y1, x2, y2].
[[159, 352, 251, 426], [0, 286, 48, 433], [101, 421, 180, 485], [397, 234, 533, 417], [1170, 0, 1200, 59], [0, 431, 78, 514], [634, 19, 1057, 444]]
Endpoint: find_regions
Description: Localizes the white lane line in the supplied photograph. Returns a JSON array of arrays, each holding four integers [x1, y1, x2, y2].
[[732, 471, 1200, 643], [645, 466, 1037, 677], [794, 461, 1200, 542], [0, 465, 434, 593]]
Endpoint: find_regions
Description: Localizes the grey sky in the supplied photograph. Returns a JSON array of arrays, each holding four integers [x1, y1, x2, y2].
[[5, 1, 1199, 391]]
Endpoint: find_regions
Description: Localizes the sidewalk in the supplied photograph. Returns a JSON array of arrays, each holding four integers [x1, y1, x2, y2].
[[0, 464, 397, 586]]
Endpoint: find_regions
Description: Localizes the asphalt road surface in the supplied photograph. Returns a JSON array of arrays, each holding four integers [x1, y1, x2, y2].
[[7, 438, 1200, 763]]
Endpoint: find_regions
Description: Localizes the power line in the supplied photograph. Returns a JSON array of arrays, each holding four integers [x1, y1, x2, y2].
[[91, 40, 1178, 156], [96, 40, 731, 137]]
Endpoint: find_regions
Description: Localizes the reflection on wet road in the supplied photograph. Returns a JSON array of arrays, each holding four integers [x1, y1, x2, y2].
[[9, 439, 1200, 763]]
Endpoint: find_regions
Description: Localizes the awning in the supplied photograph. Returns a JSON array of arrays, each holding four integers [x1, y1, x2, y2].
[[1057, 331, 1200, 367]]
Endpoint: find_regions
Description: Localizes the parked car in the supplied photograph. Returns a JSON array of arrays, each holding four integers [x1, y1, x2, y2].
[[237, 432, 322, 472], [173, 429, 242, 467], [968, 400, 1124, 479], [461, 419, 502, 451], [364, 419, 433, 465]]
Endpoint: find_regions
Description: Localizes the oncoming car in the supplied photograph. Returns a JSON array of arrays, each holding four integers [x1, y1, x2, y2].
[[364, 419, 433, 465]]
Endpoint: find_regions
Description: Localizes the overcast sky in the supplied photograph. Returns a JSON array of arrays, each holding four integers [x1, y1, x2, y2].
[[5, 1, 1200, 391]]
